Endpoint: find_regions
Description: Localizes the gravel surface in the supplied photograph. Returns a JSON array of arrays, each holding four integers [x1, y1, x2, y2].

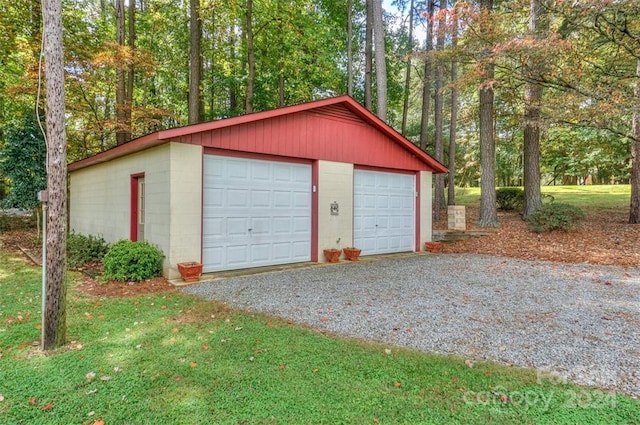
[[181, 254, 640, 398]]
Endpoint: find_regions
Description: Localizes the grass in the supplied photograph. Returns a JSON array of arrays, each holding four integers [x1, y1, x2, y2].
[[1, 250, 639, 424], [455, 185, 630, 210]]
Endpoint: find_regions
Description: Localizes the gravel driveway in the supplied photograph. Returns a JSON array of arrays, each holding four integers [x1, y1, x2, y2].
[[181, 254, 640, 397]]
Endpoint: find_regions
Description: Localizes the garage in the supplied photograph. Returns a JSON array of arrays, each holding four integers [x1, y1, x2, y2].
[[353, 169, 416, 255], [69, 95, 446, 279], [202, 155, 312, 272]]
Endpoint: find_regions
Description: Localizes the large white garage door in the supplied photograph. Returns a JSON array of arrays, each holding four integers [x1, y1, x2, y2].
[[203, 155, 312, 272], [354, 170, 415, 255]]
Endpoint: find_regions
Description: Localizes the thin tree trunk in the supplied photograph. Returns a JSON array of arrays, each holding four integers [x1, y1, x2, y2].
[[419, 0, 435, 151], [276, 0, 285, 107], [478, 0, 498, 227], [372, 0, 387, 121], [522, 0, 546, 219], [245, 0, 255, 113], [229, 26, 238, 112], [364, 0, 373, 111], [630, 58, 640, 224], [433, 0, 447, 220], [448, 4, 458, 206], [347, 0, 353, 96], [401, 0, 415, 135], [125, 0, 134, 140], [115, 0, 127, 145], [42, 0, 67, 350], [189, 0, 203, 124]]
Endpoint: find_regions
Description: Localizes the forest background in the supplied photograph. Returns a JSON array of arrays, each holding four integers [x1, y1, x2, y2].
[[1, 0, 639, 223]]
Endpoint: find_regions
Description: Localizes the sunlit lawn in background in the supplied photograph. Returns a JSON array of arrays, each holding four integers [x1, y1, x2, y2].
[[455, 185, 630, 210], [0, 247, 638, 424]]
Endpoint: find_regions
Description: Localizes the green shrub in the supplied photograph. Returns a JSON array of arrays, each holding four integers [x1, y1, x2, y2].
[[496, 187, 524, 211], [102, 239, 164, 282], [66, 232, 109, 268], [526, 203, 585, 233]]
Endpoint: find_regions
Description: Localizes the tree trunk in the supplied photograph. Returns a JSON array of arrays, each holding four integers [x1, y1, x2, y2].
[[401, 0, 415, 135], [522, 0, 546, 219], [189, 0, 203, 124], [433, 0, 447, 220], [245, 0, 255, 113], [419, 0, 435, 151], [478, 0, 498, 227], [372, 0, 387, 121], [364, 0, 373, 111], [347, 0, 353, 96], [125, 0, 135, 139], [42, 0, 67, 350], [115, 0, 127, 145], [630, 58, 640, 224], [447, 5, 458, 206]]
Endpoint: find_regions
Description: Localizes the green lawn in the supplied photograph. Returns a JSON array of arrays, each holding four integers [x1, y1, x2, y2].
[[0, 249, 638, 424], [455, 185, 630, 209]]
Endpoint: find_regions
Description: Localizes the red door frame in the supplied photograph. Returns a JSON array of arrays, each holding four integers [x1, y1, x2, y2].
[[130, 172, 145, 241]]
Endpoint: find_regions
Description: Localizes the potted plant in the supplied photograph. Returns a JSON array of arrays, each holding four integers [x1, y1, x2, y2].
[[323, 248, 342, 263], [324, 238, 343, 263], [343, 247, 362, 261], [425, 241, 442, 253], [177, 261, 203, 282]]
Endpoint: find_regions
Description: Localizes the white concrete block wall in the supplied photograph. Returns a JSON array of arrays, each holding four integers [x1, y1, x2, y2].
[[317, 160, 354, 261], [166, 143, 202, 279], [69, 143, 203, 278], [419, 171, 433, 249]]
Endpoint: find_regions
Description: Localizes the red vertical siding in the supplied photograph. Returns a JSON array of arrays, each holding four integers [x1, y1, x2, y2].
[[192, 107, 430, 171]]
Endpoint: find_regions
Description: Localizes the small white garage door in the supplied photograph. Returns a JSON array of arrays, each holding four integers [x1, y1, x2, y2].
[[354, 169, 416, 255], [203, 155, 312, 272]]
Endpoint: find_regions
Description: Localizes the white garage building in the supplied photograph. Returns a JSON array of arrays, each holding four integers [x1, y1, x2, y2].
[[69, 96, 447, 279]]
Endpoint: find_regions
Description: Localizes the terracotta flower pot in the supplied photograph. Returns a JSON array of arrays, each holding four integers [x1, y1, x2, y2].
[[343, 247, 362, 261], [177, 261, 203, 282], [323, 249, 342, 263], [425, 242, 442, 253]]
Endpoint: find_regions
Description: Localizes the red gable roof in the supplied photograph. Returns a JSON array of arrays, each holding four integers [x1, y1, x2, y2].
[[69, 95, 447, 173]]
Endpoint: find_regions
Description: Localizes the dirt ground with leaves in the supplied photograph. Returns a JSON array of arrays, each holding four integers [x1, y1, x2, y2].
[[434, 207, 640, 268], [1, 206, 638, 299]]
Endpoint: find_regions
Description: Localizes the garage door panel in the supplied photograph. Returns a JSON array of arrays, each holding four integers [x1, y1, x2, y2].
[[354, 170, 415, 256], [203, 155, 311, 272], [227, 245, 250, 265], [272, 243, 292, 260], [273, 191, 293, 207], [251, 190, 270, 207], [292, 216, 310, 232], [228, 189, 249, 207]]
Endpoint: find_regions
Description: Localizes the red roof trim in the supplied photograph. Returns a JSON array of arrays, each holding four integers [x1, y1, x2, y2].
[[68, 95, 447, 173]]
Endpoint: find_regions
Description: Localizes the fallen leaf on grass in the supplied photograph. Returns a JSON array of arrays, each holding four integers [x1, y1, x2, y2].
[[29, 397, 38, 405], [190, 362, 198, 368], [279, 364, 287, 370], [41, 403, 54, 411], [393, 382, 402, 387], [0, 394, 4, 402], [94, 420, 105, 425], [86, 372, 96, 382]]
